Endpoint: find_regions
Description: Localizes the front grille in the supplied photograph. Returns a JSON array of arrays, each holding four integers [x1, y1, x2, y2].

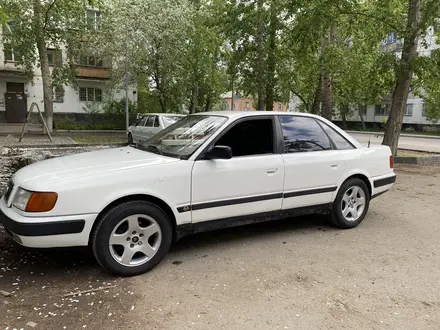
[[4, 181, 13, 204]]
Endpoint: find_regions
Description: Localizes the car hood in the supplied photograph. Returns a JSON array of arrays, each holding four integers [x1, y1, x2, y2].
[[13, 146, 180, 187]]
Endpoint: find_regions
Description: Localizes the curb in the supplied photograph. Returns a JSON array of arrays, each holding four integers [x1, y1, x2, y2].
[[347, 130, 440, 140], [394, 155, 440, 165], [2, 142, 128, 149]]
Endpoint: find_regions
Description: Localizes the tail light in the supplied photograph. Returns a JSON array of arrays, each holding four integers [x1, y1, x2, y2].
[[389, 155, 394, 169]]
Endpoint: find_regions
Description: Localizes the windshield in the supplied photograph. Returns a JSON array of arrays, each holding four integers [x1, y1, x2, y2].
[[138, 115, 228, 159], [162, 115, 184, 128]]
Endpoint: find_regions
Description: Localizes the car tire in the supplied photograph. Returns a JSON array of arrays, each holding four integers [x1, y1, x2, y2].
[[329, 178, 370, 229], [128, 133, 133, 145], [91, 200, 173, 277]]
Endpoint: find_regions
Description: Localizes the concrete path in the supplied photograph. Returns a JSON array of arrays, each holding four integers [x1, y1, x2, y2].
[[349, 132, 440, 153]]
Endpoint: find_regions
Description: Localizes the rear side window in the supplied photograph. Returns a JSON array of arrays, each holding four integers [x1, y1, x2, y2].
[[279, 116, 332, 153], [317, 121, 355, 150]]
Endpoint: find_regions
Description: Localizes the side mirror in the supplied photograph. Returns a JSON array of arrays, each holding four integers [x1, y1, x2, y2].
[[204, 145, 232, 160]]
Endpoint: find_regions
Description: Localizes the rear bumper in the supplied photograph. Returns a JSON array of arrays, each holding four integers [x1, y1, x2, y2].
[[371, 173, 396, 198], [0, 197, 97, 248]]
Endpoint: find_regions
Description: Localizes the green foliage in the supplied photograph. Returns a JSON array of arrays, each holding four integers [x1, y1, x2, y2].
[[1, 0, 92, 85]]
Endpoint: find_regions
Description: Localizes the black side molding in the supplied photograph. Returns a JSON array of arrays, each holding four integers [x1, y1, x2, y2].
[[0, 209, 85, 237], [177, 186, 337, 213], [373, 175, 396, 188], [283, 186, 337, 199], [177, 192, 284, 213]]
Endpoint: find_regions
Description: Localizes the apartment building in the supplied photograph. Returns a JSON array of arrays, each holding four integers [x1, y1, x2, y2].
[[288, 27, 440, 129], [0, 9, 137, 125], [222, 92, 288, 112]]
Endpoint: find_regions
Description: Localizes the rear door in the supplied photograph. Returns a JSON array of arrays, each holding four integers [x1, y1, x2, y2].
[[278, 115, 346, 209]]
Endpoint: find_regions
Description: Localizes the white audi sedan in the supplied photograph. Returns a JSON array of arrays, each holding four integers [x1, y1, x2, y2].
[[0, 111, 396, 276]]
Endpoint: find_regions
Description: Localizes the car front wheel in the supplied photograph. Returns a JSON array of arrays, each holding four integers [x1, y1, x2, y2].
[[91, 200, 172, 276], [330, 178, 370, 229]]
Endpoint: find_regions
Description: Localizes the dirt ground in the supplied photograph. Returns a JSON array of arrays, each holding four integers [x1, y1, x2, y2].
[[1, 160, 440, 330]]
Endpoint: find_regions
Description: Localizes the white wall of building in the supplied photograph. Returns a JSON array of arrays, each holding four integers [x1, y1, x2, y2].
[[0, 25, 137, 119]]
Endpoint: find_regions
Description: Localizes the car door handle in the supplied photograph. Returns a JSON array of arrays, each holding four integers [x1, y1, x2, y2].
[[331, 164, 338, 168], [266, 168, 278, 174]]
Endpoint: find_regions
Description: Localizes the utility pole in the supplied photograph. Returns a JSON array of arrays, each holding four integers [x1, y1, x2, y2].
[[125, 72, 129, 132]]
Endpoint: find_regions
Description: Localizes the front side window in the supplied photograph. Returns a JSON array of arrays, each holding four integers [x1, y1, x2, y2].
[[279, 115, 332, 153], [215, 118, 274, 157], [138, 117, 147, 127], [137, 115, 227, 159], [145, 116, 154, 127]]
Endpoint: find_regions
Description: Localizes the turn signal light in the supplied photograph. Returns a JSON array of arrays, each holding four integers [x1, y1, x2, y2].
[[25, 192, 58, 212], [389, 155, 394, 169]]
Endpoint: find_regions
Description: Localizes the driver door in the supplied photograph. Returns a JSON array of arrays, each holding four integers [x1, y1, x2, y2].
[[190, 116, 285, 224]]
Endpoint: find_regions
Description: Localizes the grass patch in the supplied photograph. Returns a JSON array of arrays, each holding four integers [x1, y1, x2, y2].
[[71, 135, 127, 144]]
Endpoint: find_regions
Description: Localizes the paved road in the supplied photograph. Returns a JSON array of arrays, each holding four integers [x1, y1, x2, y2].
[[2, 164, 440, 330], [349, 132, 440, 153]]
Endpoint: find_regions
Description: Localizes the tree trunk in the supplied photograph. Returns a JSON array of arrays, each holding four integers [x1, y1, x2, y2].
[[321, 26, 335, 121], [382, 0, 421, 155], [310, 74, 322, 114], [358, 104, 366, 130], [231, 79, 235, 110], [342, 112, 347, 129], [204, 96, 211, 112], [256, 0, 266, 110], [265, 2, 277, 111], [33, 0, 53, 133], [190, 86, 197, 114]]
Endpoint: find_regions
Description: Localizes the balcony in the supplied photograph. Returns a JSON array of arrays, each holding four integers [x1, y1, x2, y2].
[[0, 62, 26, 79], [75, 66, 110, 80]]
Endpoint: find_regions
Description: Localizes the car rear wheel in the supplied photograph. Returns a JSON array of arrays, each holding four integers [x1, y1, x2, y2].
[[91, 200, 172, 276], [128, 133, 133, 144], [330, 178, 370, 229]]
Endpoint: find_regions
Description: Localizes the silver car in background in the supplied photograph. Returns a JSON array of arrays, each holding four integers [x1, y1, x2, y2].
[[127, 113, 185, 144]]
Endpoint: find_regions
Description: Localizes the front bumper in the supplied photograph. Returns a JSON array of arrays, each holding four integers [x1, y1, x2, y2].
[[0, 197, 97, 248]]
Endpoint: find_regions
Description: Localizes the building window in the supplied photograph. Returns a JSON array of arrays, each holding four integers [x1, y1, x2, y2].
[[78, 55, 104, 67], [278, 103, 282, 111], [422, 103, 427, 117], [374, 104, 390, 116], [53, 86, 64, 102], [245, 102, 250, 110], [405, 104, 413, 116], [386, 32, 396, 44], [47, 49, 62, 66], [3, 44, 19, 62], [79, 87, 102, 102], [87, 9, 101, 30]]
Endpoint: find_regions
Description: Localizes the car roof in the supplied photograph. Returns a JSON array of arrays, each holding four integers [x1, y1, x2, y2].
[[191, 110, 321, 120]]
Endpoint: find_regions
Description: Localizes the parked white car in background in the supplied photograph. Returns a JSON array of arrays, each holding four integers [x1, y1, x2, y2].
[[127, 113, 185, 144], [0, 111, 396, 276]]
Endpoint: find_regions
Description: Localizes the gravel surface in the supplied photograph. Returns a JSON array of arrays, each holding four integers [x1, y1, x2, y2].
[[0, 135, 76, 147], [1, 146, 440, 329]]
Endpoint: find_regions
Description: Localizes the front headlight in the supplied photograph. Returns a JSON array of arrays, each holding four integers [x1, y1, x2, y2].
[[12, 187, 58, 212], [12, 187, 32, 211]]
